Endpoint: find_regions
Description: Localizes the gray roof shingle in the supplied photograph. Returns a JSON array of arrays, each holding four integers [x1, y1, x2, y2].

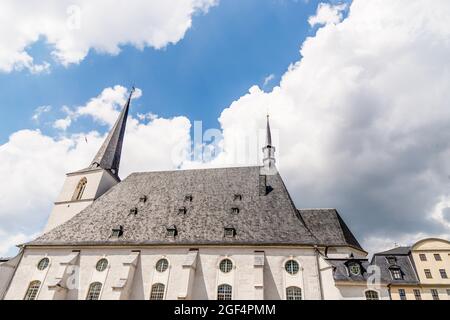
[[327, 259, 373, 282], [29, 166, 363, 250], [371, 249, 419, 284], [299, 209, 363, 250]]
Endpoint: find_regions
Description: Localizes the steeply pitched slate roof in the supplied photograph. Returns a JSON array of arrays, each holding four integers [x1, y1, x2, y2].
[[86, 90, 133, 177], [371, 250, 419, 284], [29, 166, 363, 249], [299, 209, 364, 251]]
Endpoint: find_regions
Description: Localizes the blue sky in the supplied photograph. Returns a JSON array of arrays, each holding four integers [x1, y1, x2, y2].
[[0, 0, 326, 144], [1, 0, 449, 257]]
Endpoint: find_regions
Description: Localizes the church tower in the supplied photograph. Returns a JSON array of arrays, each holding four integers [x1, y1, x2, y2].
[[44, 88, 135, 232]]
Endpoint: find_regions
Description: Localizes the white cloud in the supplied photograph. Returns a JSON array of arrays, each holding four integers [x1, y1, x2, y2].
[[53, 117, 72, 131], [263, 74, 275, 87], [0, 86, 191, 256], [53, 85, 143, 130], [0, 0, 218, 73], [308, 2, 347, 27], [193, 0, 450, 252], [32, 105, 52, 122]]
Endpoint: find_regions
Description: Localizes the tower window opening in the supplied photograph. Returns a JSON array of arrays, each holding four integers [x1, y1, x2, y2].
[[72, 177, 87, 201]]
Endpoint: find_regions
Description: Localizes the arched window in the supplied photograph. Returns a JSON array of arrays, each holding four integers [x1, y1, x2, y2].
[[286, 286, 302, 300], [365, 290, 379, 300], [24, 280, 41, 300], [150, 283, 165, 300], [217, 284, 232, 300], [86, 282, 102, 300], [72, 177, 87, 201]]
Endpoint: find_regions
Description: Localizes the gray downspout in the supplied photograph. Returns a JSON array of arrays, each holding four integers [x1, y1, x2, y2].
[[314, 246, 325, 300]]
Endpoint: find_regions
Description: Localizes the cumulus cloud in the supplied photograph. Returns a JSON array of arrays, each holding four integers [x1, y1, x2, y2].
[[196, 0, 450, 251], [308, 2, 347, 27], [0, 86, 191, 256], [0, 0, 218, 73]]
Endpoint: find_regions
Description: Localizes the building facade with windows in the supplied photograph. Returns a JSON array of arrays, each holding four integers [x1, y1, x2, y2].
[[1, 90, 389, 300], [372, 238, 450, 300]]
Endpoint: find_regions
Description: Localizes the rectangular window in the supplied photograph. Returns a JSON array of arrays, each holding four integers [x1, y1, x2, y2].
[[431, 289, 439, 300], [424, 269, 433, 279], [391, 269, 403, 280], [434, 254, 442, 261], [398, 289, 406, 300], [419, 254, 427, 261], [413, 289, 421, 300], [439, 269, 448, 279], [447, 289, 450, 296]]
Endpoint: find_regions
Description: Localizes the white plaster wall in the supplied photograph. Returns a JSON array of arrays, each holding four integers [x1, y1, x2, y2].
[[4, 246, 344, 300]]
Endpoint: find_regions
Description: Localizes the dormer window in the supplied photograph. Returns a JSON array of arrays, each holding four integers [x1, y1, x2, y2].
[[224, 227, 236, 238], [234, 194, 242, 201], [166, 226, 177, 237], [231, 208, 240, 214], [129, 208, 138, 215], [184, 195, 193, 202], [111, 226, 123, 238], [139, 195, 147, 203], [386, 256, 397, 265], [348, 262, 361, 276], [178, 207, 187, 215]]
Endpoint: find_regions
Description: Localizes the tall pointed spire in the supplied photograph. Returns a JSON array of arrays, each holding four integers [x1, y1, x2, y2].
[[89, 87, 135, 177], [262, 114, 276, 172], [265, 114, 272, 147]]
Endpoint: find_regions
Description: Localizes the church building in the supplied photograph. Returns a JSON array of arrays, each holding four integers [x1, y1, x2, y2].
[[0, 89, 388, 300]]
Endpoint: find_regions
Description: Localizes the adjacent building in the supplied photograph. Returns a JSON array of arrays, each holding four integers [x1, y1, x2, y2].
[[372, 238, 450, 300]]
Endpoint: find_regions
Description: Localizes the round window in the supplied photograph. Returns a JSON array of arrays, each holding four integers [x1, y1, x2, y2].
[[285, 260, 299, 275], [96, 258, 108, 272], [37, 258, 49, 271], [156, 258, 169, 272], [219, 259, 233, 273], [349, 263, 361, 275]]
